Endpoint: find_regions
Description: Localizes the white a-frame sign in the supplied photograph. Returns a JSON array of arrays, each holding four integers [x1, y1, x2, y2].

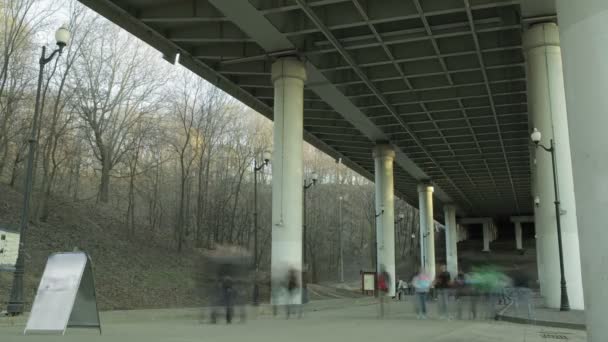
[[25, 252, 102, 335]]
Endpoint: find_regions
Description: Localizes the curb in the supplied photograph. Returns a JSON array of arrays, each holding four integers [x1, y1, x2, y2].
[[496, 303, 586, 331]]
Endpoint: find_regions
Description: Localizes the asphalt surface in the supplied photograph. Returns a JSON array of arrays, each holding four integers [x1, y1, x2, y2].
[[0, 297, 586, 342]]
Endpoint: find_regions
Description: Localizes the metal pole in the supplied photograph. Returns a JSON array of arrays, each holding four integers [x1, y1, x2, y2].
[[549, 139, 570, 311], [253, 159, 258, 269], [423, 234, 427, 270], [373, 212, 378, 296], [373, 209, 383, 296], [7, 46, 47, 315], [339, 197, 344, 282], [303, 185, 308, 276]]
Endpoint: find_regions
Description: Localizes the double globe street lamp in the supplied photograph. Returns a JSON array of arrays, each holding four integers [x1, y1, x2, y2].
[[7, 26, 71, 316], [253, 151, 271, 270], [373, 206, 384, 295], [252, 150, 270, 306], [531, 128, 570, 311], [302, 172, 318, 274]]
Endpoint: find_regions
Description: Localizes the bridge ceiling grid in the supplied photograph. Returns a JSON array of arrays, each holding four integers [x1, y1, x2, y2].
[[92, 0, 532, 216]]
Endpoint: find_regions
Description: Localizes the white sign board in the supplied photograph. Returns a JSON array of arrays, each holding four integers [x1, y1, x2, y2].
[[363, 273, 375, 291], [25, 252, 101, 335], [0, 229, 19, 271]]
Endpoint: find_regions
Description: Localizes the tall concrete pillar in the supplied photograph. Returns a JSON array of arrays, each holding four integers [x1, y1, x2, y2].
[[556, 1, 608, 338], [515, 222, 523, 250], [270, 57, 306, 304], [373, 145, 396, 297], [418, 185, 435, 278], [417, 190, 426, 271], [482, 221, 491, 252], [443, 205, 458, 277], [523, 22, 584, 310]]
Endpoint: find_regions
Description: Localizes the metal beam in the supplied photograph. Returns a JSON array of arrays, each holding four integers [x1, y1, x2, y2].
[[295, 0, 473, 211], [464, 0, 521, 213]]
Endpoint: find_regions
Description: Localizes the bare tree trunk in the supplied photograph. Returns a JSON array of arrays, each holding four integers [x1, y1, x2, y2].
[[176, 153, 188, 252], [126, 172, 136, 238], [71, 154, 81, 201], [99, 154, 111, 203], [202, 158, 212, 247], [9, 149, 23, 188], [0, 136, 9, 176]]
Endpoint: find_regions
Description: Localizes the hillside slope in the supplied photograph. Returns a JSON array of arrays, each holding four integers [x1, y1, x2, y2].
[[0, 184, 206, 311]]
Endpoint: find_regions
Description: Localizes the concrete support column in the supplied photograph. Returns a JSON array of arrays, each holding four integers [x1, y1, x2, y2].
[[482, 221, 491, 252], [418, 185, 435, 278], [515, 222, 523, 250], [556, 1, 608, 338], [417, 190, 426, 271], [443, 205, 458, 278], [373, 145, 396, 297], [270, 57, 306, 304], [523, 22, 584, 310]]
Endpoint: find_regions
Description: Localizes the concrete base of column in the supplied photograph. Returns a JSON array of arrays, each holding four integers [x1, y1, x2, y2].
[[515, 222, 523, 250], [482, 222, 491, 252]]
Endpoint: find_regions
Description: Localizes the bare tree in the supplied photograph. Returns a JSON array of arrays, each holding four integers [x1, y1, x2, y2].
[[37, 3, 97, 220], [72, 22, 165, 203], [168, 70, 206, 252], [0, 0, 58, 175]]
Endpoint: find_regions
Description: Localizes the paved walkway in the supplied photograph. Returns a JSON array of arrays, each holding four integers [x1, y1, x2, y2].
[[0, 298, 587, 342], [498, 297, 586, 330]]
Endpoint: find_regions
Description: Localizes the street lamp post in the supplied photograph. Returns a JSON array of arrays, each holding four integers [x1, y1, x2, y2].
[[531, 128, 570, 311], [253, 151, 271, 270], [422, 231, 430, 270], [395, 212, 405, 257], [7, 26, 70, 316], [302, 172, 318, 281], [338, 195, 348, 283], [373, 206, 384, 295]]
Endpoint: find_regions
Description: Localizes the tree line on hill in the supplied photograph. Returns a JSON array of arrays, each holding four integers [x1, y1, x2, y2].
[[0, 0, 422, 282]]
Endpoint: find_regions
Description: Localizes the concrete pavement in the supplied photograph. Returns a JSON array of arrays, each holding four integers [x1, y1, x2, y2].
[[0, 298, 586, 342]]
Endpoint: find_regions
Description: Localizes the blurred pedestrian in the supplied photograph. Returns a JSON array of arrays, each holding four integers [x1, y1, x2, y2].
[[412, 269, 432, 319], [397, 278, 408, 300], [452, 270, 467, 319], [252, 276, 260, 307], [210, 265, 235, 324], [286, 268, 299, 319], [434, 264, 452, 319], [511, 265, 534, 322], [377, 265, 391, 317], [466, 269, 481, 320]]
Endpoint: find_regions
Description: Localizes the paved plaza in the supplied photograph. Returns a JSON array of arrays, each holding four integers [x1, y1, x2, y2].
[[0, 298, 586, 342]]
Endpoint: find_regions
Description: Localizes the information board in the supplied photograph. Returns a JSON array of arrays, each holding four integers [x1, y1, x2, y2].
[[24, 252, 101, 335], [363, 273, 375, 291]]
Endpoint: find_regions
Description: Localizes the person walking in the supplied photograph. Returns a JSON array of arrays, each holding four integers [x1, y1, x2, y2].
[[377, 266, 391, 318], [397, 278, 408, 300], [511, 265, 533, 322], [286, 268, 299, 319], [412, 269, 432, 319], [434, 264, 452, 319], [210, 266, 235, 324], [453, 271, 467, 319]]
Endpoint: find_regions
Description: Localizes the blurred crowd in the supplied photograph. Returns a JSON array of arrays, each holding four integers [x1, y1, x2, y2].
[[399, 264, 534, 321], [195, 245, 535, 325], [197, 245, 308, 324]]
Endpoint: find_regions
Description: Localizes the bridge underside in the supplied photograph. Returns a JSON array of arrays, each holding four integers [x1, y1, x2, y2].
[[76, 0, 556, 217]]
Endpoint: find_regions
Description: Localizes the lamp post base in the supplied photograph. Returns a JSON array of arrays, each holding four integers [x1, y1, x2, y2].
[[6, 301, 24, 316], [560, 281, 570, 311]]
